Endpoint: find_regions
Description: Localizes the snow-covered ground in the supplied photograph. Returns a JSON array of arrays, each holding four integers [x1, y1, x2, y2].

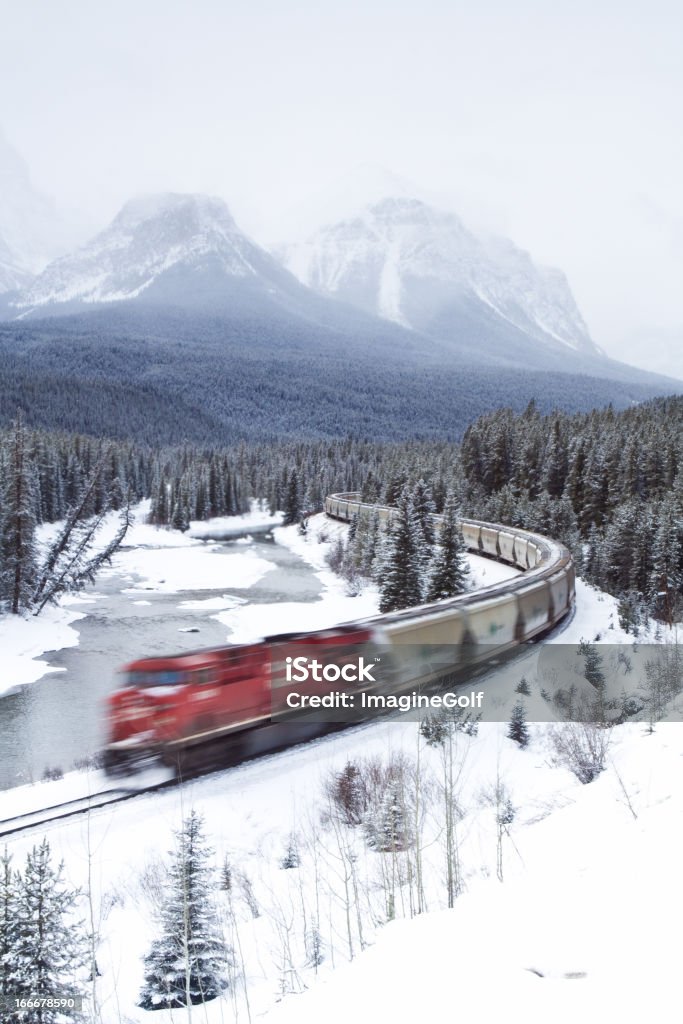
[[2, 510, 680, 1022], [3, 696, 681, 1023]]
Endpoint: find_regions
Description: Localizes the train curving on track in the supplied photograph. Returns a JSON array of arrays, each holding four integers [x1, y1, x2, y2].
[[325, 492, 575, 650], [101, 493, 575, 776]]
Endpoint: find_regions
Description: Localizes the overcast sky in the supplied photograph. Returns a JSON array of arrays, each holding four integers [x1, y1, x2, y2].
[[1, 0, 682, 375]]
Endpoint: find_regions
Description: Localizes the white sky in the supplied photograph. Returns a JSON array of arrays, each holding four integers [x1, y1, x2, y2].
[[1, 0, 682, 376]]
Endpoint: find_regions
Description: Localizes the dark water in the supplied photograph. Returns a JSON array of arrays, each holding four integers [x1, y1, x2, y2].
[[0, 534, 323, 790]]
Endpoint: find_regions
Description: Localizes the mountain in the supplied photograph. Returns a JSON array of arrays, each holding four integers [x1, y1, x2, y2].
[[279, 197, 600, 359], [0, 230, 32, 294], [0, 190, 679, 446], [14, 193, 290, 312], [0, 129, 80, 274], [12, 191, 421, 330], [7, 191, 613, 377]]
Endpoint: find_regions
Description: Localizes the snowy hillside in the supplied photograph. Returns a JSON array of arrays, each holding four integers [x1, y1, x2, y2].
[[280, 197, 600, 356]]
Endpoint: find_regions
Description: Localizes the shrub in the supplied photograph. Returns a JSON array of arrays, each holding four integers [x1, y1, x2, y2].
[[548, 722, 611, 784]]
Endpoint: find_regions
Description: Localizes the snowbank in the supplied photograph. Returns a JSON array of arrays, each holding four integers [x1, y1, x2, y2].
[[0, 601, 88, 695]]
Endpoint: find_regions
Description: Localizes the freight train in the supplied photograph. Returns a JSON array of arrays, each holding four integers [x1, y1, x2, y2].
[[102, 493, 575, 775]]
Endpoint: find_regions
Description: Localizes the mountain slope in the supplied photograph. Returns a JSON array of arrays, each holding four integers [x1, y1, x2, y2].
[[0, 230, 32, 294], [279, 197, 599, 358], [14, 193, 275, 310], [0, 304, 678, 445]]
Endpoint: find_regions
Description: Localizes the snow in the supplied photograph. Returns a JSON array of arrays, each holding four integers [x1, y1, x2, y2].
[[281, 197, 598, 355], [1, 525, 681, 1023], [12, 193, 260, 311], [215, 517, 380, 641], [117, 546, 274, 595], [187, 507, 283, 538], [378, 241, 409, 327], [3, 704, 682, 1022], [0, 603, 86, 695]]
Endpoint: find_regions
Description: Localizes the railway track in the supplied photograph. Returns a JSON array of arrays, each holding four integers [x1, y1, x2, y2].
[[0, 781, 180, 839]]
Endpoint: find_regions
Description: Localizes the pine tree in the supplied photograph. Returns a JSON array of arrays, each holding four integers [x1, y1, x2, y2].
[[139, 811, 229, 1010], [0, 848, 19, 1013], [11, 839, 88, 1024], [426, 491, 470, 601], [0, 414, 38, 614], [578, 642, 605, 690], [378, 489, 424, 613], [411, 479, 436, 547], [365, 780, 410, 852], [507, 703, 529, 748], [282, 469, 301, 526], [170, 497, 190, 533], [648, 498, 683, 625]]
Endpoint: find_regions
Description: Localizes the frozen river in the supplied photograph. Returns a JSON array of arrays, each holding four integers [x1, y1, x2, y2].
[[0, 531, 323, 791]]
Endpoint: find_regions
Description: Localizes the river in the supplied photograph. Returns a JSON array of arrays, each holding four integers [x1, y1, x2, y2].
[[0, 531, 323, 790]]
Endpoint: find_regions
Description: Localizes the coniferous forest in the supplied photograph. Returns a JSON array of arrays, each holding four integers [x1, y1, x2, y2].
[[1, 395, 682, 628]]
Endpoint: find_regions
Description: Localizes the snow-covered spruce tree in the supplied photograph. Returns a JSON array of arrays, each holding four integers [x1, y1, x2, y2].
[[507, 702, 529, 748], [0, 413, 39, 614], [578, 641, 605, 691], [426, 490, 470, 601], [10, 839, 88, 1024], [139, 811, 229, 1010], [378, 489, 424, 613], [282, 469, 301, 526], [411, 478, 436, 554], [0, 848, 19, 1013], [648, 497, 683, 625], [364, 778, 411, 853]]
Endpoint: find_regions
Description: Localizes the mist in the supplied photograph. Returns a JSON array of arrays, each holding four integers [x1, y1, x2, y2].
[[1, 0, 682, 376]]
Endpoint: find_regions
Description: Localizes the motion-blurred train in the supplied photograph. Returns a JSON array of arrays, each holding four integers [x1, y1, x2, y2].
[[102, 492, 575, 775]]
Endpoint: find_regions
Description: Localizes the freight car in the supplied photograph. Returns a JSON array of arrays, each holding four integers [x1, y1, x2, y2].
[[103, 493, 574, 775]]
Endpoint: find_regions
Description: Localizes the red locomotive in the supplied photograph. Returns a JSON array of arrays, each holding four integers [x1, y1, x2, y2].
[[103, 626, 379, 775]]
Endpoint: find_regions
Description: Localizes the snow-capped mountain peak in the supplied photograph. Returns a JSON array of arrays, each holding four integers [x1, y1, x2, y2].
[[279, 196, 601, 356], [14, 193, 262, 310]]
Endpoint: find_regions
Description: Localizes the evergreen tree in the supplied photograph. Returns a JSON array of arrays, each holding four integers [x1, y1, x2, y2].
[[10, 839, 88, 1024], [0, 415, 38, 614], [0, 848, 19, 1011], [378, 489, 424, 613], [282, 469, 301, 526], [507, 702, 529, 748], [426, 491, 469, 601], [170, 497, 190, 532], [579, 642, 605, 690], [648, 498, 683, 625], [364, 780, 410, 852], [411, 479, 436, 547], [139, 811, 229, 1010]]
